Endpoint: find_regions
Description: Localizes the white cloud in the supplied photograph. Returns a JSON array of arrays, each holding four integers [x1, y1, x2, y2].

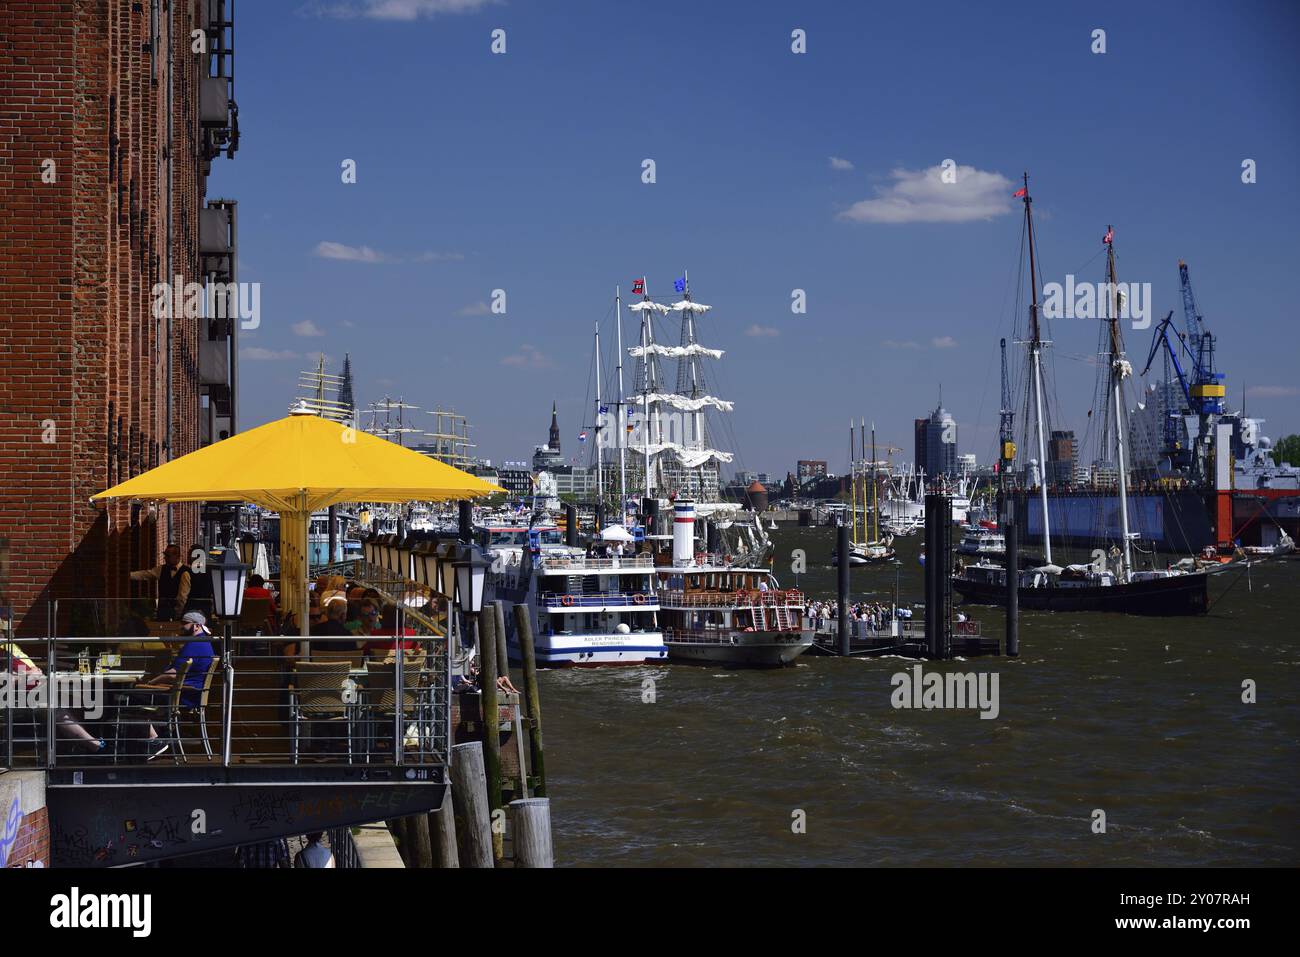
[[501, 344, 554, 369], [1246, 385, 1300, 398], [292, 320, 326, 337], [839, 164, 1015, 224], [314, 241, 387, 263], [458, 301, 491, 317], [313, 241, 464, 264], [241, 347, 299, 361], [829, 156, 854, 171], [931, 336, 958, 348], [299, 0, 497, 20], [745, 324, 780, 338]]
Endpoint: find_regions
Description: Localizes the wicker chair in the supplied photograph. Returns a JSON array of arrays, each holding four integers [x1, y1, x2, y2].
[[361, 658, 423, 763], [168, 656, 219, 762], [289, 660, 355, 764]]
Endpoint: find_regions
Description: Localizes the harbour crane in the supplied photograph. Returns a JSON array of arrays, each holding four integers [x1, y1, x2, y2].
[[1178, 260, 1226, 416], [1139, 261, 1227, 481]]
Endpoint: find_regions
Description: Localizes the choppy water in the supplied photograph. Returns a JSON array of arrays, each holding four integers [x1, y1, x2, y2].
[[536, 526, 1300, 866]]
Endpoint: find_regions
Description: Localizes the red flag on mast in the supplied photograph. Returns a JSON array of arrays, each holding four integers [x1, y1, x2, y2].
[[632, 278, 645, 295], [1013, 187, 1027, 198], [1103, 227, 1114, 245]]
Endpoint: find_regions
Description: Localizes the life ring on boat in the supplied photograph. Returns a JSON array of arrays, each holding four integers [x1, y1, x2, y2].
[[633, 593, 647, 605], [561, 594, 574, 607]]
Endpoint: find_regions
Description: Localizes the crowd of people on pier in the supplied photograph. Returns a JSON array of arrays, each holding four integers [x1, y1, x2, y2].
[[802, 599, 910, 633]]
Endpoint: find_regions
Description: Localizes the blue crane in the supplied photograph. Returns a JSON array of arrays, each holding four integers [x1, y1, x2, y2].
[[1177, 260, 1225, 415]]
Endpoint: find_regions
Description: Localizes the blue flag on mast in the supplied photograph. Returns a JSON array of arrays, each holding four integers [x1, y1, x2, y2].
[[674, 276, 686, 293]]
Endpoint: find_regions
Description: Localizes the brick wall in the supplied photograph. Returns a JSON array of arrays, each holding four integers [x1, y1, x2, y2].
[[0, 1, 213, 636]]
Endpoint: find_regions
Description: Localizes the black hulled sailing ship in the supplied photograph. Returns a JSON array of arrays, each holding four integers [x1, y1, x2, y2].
[[952, 176, 1208, 616]]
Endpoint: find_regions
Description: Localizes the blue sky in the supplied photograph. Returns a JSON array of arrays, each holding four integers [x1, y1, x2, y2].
[[220, 0, 1300, 477]]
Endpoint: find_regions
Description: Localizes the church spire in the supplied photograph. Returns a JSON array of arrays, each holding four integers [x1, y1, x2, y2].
[[549, 401, 560, 452]]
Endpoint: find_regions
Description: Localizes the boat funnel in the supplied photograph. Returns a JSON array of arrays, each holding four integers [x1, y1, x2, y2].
[[673, 498, 696, 566]]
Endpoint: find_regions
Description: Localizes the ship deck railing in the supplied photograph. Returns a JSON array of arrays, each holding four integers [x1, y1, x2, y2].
[[537, 554, 654, 572], [539, 592, 658, 609], [664, 626, 804, 645], [658, 589, 806, 609]]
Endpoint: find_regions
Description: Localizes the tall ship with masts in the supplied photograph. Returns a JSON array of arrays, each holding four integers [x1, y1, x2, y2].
[[834, 420, 896, 566], [589, 274, 772, 567], [952, 175, 1208, 616]]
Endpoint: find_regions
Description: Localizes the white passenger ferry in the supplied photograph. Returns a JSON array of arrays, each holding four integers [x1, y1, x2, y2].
[[482, 521, 666, 666]]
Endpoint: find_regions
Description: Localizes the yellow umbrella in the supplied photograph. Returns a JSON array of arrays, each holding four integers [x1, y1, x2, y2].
[[94, 407, 502, 633]]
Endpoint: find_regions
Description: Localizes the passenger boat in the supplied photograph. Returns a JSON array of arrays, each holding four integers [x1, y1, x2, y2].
[[483, 520, 667, 666], [654, 499, 813, 666], [957, 525, 1006, 558]]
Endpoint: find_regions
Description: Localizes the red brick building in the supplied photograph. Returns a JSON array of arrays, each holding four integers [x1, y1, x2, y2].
[[0, 1, 239, 636]]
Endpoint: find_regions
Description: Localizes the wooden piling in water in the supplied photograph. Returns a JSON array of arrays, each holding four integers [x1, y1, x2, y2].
[[1005, 514, 1019, 657], [493, 600, 510, 678], [450, 741, 494, 868], [429, 786, 459, 867], [509, 798, 554, 868], [406, 812, 433, 868], [512, 602, 547, 797], [836, 520, 850, 656], [477, 608, 504, 862]]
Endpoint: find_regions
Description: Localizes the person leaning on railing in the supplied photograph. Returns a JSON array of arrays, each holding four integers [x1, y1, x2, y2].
[[129, 543, 191, 621]]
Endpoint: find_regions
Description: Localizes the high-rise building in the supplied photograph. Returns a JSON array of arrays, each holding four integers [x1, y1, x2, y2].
[[915, 403, 958, 479], [0, 1, 240, 635], [1048, 429, 1078, 485]]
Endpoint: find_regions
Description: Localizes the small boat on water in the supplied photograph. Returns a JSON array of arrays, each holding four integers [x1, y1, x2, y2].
[[957, 525, 1006, 558]]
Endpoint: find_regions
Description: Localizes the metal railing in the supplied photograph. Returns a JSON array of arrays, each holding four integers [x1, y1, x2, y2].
[[539, 592, 657, 609], [2, 632, 449, 771], [327, 825, 362, 868], [663, 626, 809, 645], [537, 554, 654, 572]]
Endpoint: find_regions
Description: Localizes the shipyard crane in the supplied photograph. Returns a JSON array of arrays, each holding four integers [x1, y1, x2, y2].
[[1139, 311, 1194, 471], [1140, 261, 1228, 482], [1178, 260, 1226, 416]]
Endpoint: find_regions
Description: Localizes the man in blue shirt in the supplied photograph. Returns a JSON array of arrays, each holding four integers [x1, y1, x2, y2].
[[129, 611, 215, 759]]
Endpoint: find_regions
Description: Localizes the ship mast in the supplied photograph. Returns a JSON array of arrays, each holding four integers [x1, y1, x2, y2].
[[615, 286, 628, 521], [1023, 172, 1054, 565], [871, 421, 878, 542], [594, 316, 604, 517], [850, 420, 858, 543], [1104, 226, 1134, 582]]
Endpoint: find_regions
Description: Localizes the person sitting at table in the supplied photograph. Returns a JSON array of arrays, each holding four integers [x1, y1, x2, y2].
[[129, 610, 215, 761], [1, 641, 107, 753], [345, 600, 379, 638], [362, 606, 416, 659], [243, 574, 279, 631], [129, 543, 191, 620], [315, 597, 353, 639], [316, 574, 347, 609]]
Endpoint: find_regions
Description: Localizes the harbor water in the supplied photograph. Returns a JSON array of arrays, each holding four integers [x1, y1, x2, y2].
[[537, 526, 1299, 866]]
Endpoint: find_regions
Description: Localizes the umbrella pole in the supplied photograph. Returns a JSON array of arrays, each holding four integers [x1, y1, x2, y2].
[[300, 498, 310, 650]]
